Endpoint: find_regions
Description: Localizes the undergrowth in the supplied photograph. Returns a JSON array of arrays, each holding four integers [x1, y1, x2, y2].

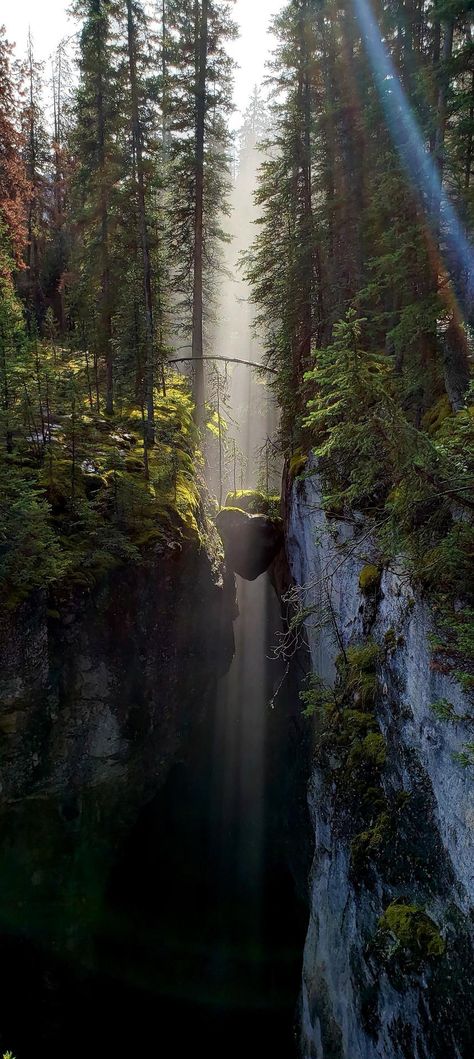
[[300, 311, 474, 684], [0, 343, 208, 606]]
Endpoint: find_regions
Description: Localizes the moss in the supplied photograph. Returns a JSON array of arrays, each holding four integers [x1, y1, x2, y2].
[[359, 564, 381, 593], [315, 636, 390, 811], [224, 489, 263, 510], [360, 785, 389, 813], [124, 456, 145, 474], [289, 449, 308, 479], [344, 641, 383, 672], [353, 671, 378, 709], [39, 458, 86, 514], [384, 627, 397, 649], [337, 641, 382, 709], [351, 810, 392, 871], [341, 709, 379, 736], [82, 472, 109, 497], [3, 369, 206, 607], [224, 489, 280, 516], [351, 790, 412, 874], [378, 901, 445, 963], [132, 527, 168, 549], [422, 394, 452, 436], [362, 732, 387, 765], [346, 731, 387, 770]]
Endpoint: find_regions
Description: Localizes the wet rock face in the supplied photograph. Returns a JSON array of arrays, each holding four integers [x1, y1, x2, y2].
[[216, 507, 284, 581], [287, 455, 474, 1059], [0, 540, 236, 962], [0, 542, 235, 803]]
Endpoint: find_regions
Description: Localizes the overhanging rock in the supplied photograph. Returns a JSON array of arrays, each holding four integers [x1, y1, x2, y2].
[[215, 507, 284, 581]]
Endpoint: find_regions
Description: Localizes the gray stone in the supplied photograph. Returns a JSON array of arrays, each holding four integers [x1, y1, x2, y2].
[[216, 506, 283, 580]]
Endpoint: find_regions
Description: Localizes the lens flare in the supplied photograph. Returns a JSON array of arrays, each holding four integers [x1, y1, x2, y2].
[[353, 0, 474, 314]]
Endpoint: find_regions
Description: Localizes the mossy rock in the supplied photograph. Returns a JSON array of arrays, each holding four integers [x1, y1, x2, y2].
[[422, 395, 452, 436], [109, 431, 134, 450], [338, 641, 382, 709], [216, 507, 284, 580], [124, 456, 145, 475], [344, 642, 383, 672], [377, 901, 445, 963], [346, 731, 387, 771], [39, 459, 86, 514], [351, 810, 392, 871], [82, 472, 109, 497], [289, 450, 308, 480], [340, 709, 379, 737], [384, 627, 397, 650], [221, 504, 246, 515], [224, 490, 281, 516], [359, 564, 381, 594], [362, 731, 387, 766]]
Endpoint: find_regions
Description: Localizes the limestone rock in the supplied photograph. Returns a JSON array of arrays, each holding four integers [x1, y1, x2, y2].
[[216, 507, 284, 581]]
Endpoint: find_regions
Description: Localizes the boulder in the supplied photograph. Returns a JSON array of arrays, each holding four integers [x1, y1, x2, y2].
[[224, 489, 280, 516], [216, 507, 284, 580]]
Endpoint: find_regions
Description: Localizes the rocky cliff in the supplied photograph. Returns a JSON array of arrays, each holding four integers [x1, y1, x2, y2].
[[0, 532, 235, 964], [286, 456, 474, 1059]]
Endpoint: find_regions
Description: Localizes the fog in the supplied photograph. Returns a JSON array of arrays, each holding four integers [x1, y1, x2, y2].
[[207, 87, 280, 502]]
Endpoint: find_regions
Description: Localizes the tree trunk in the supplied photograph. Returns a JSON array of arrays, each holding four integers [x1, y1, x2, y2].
[[96, 7, 113, 416], [441, 318, 471, 410], [464, 69, 474, 192], [432, 20, 471, 407], [127, 0, 155, 443], [26, 32, 41, 327], [191, 0, 208, 427], [161, 0, 168, 158], [53, 43, 66, 335], [432, 19, 454, 246], [319, 12, 337, 339]]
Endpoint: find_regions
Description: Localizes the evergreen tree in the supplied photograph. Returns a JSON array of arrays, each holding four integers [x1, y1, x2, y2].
[[0, 29, 31, 266], [0, 28, 31, 453], [165, 0, 236, 422], [247, 0, 473, 436], [124, 0, 161, 440], [70, 0, 123, 415], [46, 37, 73, 333], [245, 0, 322, 436], [20, 32, 50, 328]]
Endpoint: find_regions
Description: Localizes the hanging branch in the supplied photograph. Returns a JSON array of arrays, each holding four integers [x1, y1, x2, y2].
[[167, 356, 278, 374]]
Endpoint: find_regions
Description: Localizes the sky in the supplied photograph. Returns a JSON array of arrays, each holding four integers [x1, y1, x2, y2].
[[3, 0, 284, 123]]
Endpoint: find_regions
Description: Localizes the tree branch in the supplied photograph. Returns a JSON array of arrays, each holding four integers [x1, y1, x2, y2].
[[167, 356, 278, 375]]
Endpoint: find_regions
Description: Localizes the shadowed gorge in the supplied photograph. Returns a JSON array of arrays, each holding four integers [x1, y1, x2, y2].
[[0, 573, 310, 1058], [1, 0, 474, 1057]]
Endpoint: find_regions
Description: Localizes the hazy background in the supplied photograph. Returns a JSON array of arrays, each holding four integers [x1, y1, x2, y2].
[[4, 0, 283, 492], [3, 0, 284, 124]]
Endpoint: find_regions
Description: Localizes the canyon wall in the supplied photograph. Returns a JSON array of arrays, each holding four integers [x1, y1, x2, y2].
[[0, 533, 235, 961], [287, 456, 474, 1059]]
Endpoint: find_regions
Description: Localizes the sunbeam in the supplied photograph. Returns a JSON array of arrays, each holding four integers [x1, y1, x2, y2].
[[353, 0, 474, 315]]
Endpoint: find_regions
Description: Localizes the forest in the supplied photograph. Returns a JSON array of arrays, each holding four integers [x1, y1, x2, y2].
[[0, 1, 473, 1057]]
